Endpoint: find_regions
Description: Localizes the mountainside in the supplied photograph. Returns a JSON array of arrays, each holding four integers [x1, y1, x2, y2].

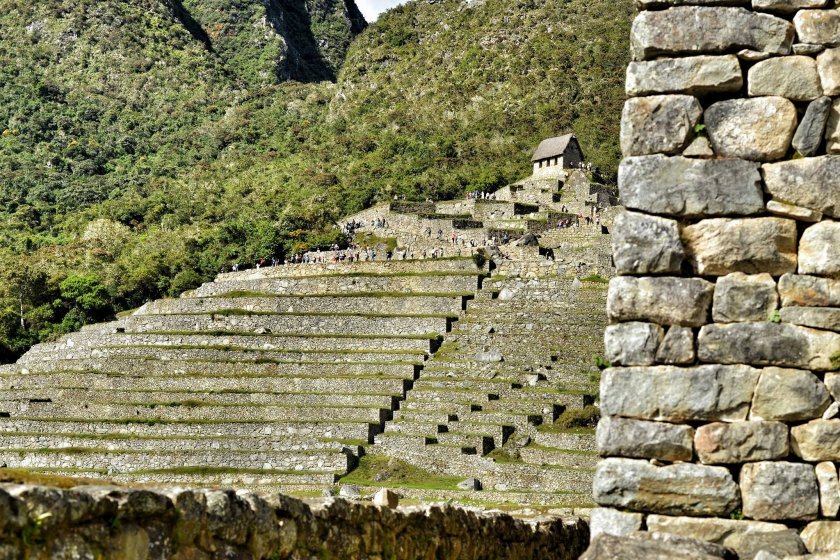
[[0, 0, 631, 358]]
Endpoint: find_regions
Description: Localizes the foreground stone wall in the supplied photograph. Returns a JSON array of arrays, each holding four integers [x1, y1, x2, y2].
[[595, 0, 840, 556], [0, 483, 588, 559]]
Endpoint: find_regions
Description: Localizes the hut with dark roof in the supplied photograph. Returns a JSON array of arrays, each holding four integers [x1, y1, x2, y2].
[[531, 134, 584, 177]]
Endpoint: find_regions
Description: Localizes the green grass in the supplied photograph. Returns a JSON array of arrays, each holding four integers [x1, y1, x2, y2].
[[166, 309, 458, 319], [102, 344, 427, 356], [132, 467, 338, 476], [339, 455, 463, 491], [486, 448, 524, 464], [210, 291, 473, 299]]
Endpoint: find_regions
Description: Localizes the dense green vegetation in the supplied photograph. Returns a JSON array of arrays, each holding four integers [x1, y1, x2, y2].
[[0, 0, 631, 359]]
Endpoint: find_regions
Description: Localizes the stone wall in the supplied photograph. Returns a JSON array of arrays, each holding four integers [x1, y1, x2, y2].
[[593, 0, 840, 557], [0, 483, 589, 559]]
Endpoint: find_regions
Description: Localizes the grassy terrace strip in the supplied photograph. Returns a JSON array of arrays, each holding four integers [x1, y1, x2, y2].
[[111, 331, 443, 340], [49, 401, 391, 409], [140, 310, 460, 319], [216, 270, 485, 280], [0, 371, 412, 380], [131, 467, 341, 476], [339, 455, 463, 491], [0, 431, 356, 442], [5, 388, 403, 398], [37, 357, 422, 366], [1, 447, 345, 456], [205, 291, 474, 298], [99, 345, 428, 356], [8, 417, 377, 425]]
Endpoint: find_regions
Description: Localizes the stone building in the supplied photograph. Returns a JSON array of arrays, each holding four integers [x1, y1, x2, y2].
[[531, 133, 584, 177]]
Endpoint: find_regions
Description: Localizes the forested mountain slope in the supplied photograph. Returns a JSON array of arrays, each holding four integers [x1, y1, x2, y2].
[[0, 0, 630, 358]]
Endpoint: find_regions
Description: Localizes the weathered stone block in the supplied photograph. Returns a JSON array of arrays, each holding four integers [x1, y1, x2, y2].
[[793, 97, 832, 156], [801, 522, 840, 553], [712, 273, 778, 323], [741, 461, 819, 521], [625, 55, 743, 96], [597, 416, 694, 462], [698, 322, 840, 371], [612, 212, 684, 275], [646, 514, 790, 547], [818, 48, 840, 95], [631, 7, 793, 60], [828, 98, 840, 153], [656, 326, 696, 365], [600, 365, 760, 422], [705, 97, 798, 161], [751, 367, 830, 421], [781, 307, 840, 333], [695, 421, 789, 464], [683, 136, 714, 158], [763, 156, 840, 218], [581, 533, 729, 560], [779, 273, 840, 307], [791, 419, 840, 461], [589, 508, 644, 540], [816, 462, 840, 517], [594, 458, 740, 516], [607, 276, 714, 327], [621, 95, 702, 156], [682, 218, 797, 276], [800, 221, 840, 276], [794, 9, 840, 46], [754, 0, 828, 13], [766, 200, 823, 222], [604, 322, 664, 366], [619, 155, 764, 218], [748, 56, 822, 101], [724, 530, 808, 560], [824, 371, 840, 400]]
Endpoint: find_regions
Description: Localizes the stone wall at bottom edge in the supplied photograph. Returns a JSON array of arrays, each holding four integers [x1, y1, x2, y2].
[[0, 482, 588, 559]]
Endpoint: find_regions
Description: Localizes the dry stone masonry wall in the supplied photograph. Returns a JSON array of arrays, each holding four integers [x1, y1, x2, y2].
[[0, 483, 588, 559], [592, 0, 840, 557]]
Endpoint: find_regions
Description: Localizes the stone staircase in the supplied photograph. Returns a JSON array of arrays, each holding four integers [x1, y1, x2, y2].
[[0, 258, 485, 491], [371, 275, 607, 506]]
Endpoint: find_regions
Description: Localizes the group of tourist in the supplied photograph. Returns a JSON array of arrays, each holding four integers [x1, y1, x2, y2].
[[465, 190, 497, 200]]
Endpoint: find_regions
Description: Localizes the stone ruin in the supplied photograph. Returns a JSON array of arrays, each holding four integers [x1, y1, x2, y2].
[[585, 0, 840, 558], [0, 158, 619, 557]]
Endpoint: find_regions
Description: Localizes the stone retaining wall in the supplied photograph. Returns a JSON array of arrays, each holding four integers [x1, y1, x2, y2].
[[0, 483, 589, 559], [593, 0, 840, 556]]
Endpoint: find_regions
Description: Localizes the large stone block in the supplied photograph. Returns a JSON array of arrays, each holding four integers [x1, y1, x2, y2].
[[589, 508, 644, 540], [581, 533, 729, 560], [816, 462, 840, 517], [682, 218, 797, 276], [604, 322, 664, 366], [781, 306, 840, 333], [763, 156, 840, 217], [646, 514, 790, 546], [751, 367, 830, 421], [712, 273, 778, 323], [619, 155, 764, 218], [828, 98, 840, 153], [594, 458, 740, 516], [612, 212, 684, 275], [631, 7, 793, 60], [695, 421, 789, 464], [607, 276, 714, 327], [801, 522, 840, 553], [824, 371, 840, 399], [794, 9, 840, 46], [791, 419, 840, 461], [818, 48, 840, 95], [740, 461, 819, 521], [793, 97, 833, 157], [625, 55, 743, 96], [621, 95, 702, 156], [779, 273, 840, 307], [656, 326, 696, 365], [600, 365, 760, 422], [705, 97, 798, 161], [748, 56, 823, 101], [698, 322, 840, 370], [597, 416, 694, 462], [800, 220, 840, 276], [754, 0, 829, 13]]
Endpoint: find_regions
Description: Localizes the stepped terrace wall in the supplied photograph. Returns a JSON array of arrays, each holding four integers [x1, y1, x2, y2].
[[590, 0, 840, 557], [0, 483, 589, 559]]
